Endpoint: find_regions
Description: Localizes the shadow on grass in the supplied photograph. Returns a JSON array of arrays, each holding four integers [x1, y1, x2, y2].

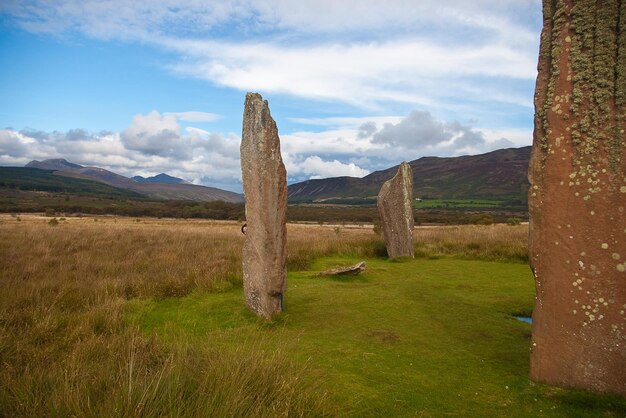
[[305, 272, 370, 283], [326, 274, 369, 283], [389, 256, 414, 263]]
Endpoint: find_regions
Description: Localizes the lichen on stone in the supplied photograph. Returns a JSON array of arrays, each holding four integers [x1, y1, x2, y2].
[[567, 0, 624, 178]]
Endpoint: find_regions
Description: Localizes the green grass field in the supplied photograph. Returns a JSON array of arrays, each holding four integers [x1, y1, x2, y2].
[[1, 217, 623, 417], [413, 198, 516, 209], [127, 256, 625, 417]]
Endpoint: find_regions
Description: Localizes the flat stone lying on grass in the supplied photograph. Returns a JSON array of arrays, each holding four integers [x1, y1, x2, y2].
[[317, 261, 366, 276]]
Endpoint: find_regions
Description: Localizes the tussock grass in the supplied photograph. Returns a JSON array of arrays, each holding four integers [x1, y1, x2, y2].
[[0, 216, 344, 417], [0, 215, 530, 416], [1, 325, 331, 417], [414, 224, 529, 263], [286, 224, 383, 270]]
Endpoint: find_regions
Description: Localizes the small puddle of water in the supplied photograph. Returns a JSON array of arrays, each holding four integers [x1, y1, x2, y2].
[[515, 316, 532, 324]]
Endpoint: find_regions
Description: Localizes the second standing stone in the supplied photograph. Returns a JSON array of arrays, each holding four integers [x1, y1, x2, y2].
[[377, 162, 415, 259]]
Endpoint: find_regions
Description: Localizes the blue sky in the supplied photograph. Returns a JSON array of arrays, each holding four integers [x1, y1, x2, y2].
[[0, 1, 542, 192]]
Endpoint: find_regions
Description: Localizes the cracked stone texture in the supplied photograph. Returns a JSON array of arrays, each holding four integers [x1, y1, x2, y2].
[[240, 92, 287, 320], [377, 162, 414, 259], [528, 0, 625, 395]]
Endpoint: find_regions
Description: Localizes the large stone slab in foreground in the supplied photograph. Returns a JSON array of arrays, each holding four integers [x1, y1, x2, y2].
[[377, 162, 414, 259], [529, 0, 625, 395], [317, 261, 366, 276], [240, 92, 287, 320]]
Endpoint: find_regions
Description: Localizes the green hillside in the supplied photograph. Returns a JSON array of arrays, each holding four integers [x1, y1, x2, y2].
[[288, 146, 531, 205], [0, 167, 143, 198]]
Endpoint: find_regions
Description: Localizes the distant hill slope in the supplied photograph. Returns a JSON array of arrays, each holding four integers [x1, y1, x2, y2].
[[25, 158, 82, 171], [133, 182, 244, 203], [132, 173, 188, 184], [17, 160, 243, 203], [0, 167, 142, 198], [288, 146, 531, 203]]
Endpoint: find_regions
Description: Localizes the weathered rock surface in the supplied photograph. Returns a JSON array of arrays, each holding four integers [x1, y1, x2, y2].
[[528, 0, 625, 395], [240, 92, 287, 320], [377, 162, 414, 259], [317, 261, 366, 276]]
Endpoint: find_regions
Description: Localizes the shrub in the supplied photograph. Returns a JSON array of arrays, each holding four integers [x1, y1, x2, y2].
[[471, 214, 493, 225]]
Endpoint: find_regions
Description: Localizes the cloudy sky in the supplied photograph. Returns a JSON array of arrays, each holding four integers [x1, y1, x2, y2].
[[0, 1, 542, 192]]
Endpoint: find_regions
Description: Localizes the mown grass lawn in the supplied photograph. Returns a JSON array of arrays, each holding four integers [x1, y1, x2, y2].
[[127, 257, 625, 417]]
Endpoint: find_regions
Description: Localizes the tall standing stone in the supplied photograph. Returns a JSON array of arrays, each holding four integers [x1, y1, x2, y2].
[[529, 0, 625, 394], [240, 92, 287, 320], [377, 162, 415, 259]]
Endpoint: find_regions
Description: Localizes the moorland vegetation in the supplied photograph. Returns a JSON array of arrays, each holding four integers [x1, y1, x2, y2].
[[1, 216, 624, 416]]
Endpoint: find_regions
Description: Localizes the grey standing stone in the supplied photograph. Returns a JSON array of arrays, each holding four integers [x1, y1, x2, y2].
[[377, 162, 414, 259], [240, 92, 287, 320]]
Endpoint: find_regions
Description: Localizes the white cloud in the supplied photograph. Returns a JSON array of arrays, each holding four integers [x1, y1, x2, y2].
[[0, 1, 539, 190], [0, 1, 540, 40], [1, 1, 541, 111], [120, 111, 184, 157], [281, 128, 381, 158], [372, 111, 452, 147], [0, 129, 29, 157], [0, 111, 246, 192], [166, 38, 536, 109], [367, 111, 528, 158], [282, 111, 531, 175], [187, 127, 240, 159], [0, 108, 530, 192], [481, 128, 533, 147], [283, 155, 369, 180]]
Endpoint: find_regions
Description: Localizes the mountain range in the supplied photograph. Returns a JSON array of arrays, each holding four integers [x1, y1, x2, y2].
[[23, 159, 244, 203], [288, 146, 531, 203], [132, 173, 188, 184], [7, 146, 531, 205]]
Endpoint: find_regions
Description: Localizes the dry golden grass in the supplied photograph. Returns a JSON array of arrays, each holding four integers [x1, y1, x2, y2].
[[0, 214, 528, 416], [0, 215, 385, 417], [413, 224, 529, 262]]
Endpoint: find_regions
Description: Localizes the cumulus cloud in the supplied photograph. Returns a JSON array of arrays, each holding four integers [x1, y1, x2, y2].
[[368, 110, 513, 157], [0, 129, 29, 157], [0, 1, 539, 189], [358, 122, 377, 139], [0, 110, 245, 191], [65, 129, 92, 141], [0, 112, 376, 189], [287, 155, 370, 180], [120, 111, 187, 158], [283, 111, 531, 173], [372, 111, 450, 147], [0, 107, 529, 191]]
